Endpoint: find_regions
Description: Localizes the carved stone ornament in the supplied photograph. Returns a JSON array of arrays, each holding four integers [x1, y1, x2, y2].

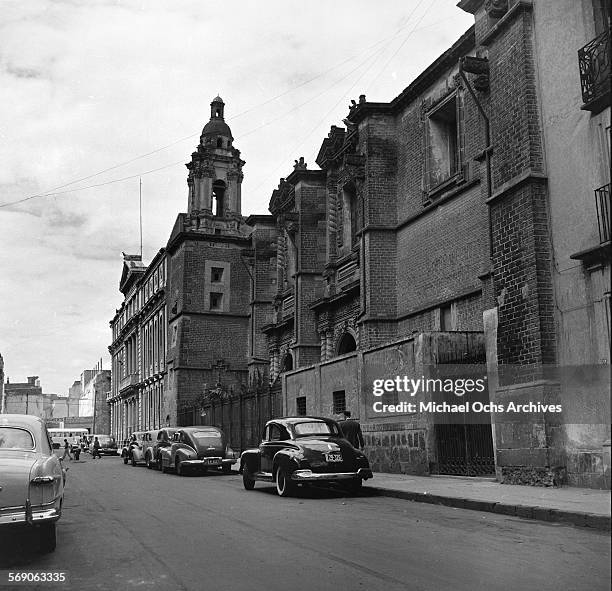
[[485, 0, 508, 18]]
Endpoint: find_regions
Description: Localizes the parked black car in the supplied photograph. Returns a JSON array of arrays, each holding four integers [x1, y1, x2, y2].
[[240, 417, 373, 496]]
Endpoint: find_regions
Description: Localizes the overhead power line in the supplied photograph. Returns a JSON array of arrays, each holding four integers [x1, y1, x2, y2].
[[0, 7, 453, 209]]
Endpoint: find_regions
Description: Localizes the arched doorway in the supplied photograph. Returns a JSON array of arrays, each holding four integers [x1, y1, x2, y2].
[[281, 352, 294, 372], [337, 332, 357, 355]]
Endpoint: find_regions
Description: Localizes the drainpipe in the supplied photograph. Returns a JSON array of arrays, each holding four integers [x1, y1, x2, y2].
[[458, 57, 493, 260]]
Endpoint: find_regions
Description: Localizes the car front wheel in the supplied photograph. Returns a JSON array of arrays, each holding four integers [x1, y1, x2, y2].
[[39, 523, 56, 553], [146, 454, 153, 469], [175, 459, 184, 476], [123, 454, 128, 465], [275, 467, 296, 497]]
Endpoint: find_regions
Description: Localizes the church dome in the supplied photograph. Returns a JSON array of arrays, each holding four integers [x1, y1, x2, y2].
[[201, 95, 233, 141]]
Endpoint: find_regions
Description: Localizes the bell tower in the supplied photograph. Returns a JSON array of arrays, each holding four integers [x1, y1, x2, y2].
[[186, 96, 245, 218]]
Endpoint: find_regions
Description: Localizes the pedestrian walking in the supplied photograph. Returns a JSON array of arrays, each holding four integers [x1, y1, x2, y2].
[[338, 410, 365, 449], [92, 436, 102, 459], [61, 438, 73, 461]]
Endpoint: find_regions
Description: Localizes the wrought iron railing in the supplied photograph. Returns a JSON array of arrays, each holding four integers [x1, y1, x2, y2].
[[595, 183, 611, 244], [578, 29, 611, 109]]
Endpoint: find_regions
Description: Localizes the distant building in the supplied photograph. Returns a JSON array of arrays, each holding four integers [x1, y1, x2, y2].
[[3, 376, 45, 418]]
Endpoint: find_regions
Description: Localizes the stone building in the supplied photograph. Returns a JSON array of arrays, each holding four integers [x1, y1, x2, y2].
[[108, 249, 167, 442], [264, 0, 610, 487], [2, 376, 46, 417], [108, 97, 278, 446]]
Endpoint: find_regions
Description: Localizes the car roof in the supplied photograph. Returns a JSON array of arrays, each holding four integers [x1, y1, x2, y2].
[[180, 426, 223, 432], [0, 414, 45, 429], [270, 416, 337, 426]]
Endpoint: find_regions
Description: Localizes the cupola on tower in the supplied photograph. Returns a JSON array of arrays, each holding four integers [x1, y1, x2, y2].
[[186, 96, 245, 218]]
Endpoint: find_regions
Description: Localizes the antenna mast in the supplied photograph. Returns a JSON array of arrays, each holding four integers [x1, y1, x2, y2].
[[139, 177, 143, 258]]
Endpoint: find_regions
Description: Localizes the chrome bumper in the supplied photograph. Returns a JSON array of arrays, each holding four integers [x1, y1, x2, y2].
[[291, 468, 373, 482], [0, 504, 60, 526], [181, 457, 236, 467]]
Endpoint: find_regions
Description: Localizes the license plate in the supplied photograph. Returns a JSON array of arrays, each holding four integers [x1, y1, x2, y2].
[[325, 453, 343, 463], [205, 458, 221, 465]]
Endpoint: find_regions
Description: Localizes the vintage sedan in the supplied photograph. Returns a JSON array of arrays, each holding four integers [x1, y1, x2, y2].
[[121, 432, 147, 466], [142, 427, 176, 470], [158, 426, 236, 475], [0, 414, 65, 552], [88, 434, 118, 456], [240, 417, 373, 496]]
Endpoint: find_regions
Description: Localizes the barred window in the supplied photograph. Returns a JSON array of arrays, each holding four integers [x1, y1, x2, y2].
[[332, 390, 346, 414]]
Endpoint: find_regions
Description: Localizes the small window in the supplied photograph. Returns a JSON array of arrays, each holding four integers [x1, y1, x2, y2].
[[296, 397, 307, 416], [426, 95, 460, 190], [211, 267, 224, 283], [210, 293, 223, 311], [217, 138, 223, 148], [440, 305, 453, 331], [382, 389, 399, 407], [332, 390, 346, 415]]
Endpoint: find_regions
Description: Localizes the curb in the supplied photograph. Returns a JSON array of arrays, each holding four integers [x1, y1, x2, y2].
[[366, 486, 611, 532]]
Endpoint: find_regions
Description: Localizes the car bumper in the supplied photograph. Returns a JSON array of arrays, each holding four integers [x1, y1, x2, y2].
[[291, 468, 373, 482], [181, 458, 236, 468], [0, 502, 61, 526]]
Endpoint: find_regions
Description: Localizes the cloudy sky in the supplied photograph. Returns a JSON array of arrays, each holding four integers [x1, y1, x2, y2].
[[0, 0, 472, 396]]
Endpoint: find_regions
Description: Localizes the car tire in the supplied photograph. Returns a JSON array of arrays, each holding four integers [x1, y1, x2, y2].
[[160, 458, 168, 474], [242, 467, 255, 490], [275, 467, 296, 497], [146, 454, 152, 469], [156, 455, 162, 471], [346, 478, 363, 495], [175, 459, 184, 476], [39, 523, 56, 553], [131, 455, 137, 467], [123, 454, 128, 465]]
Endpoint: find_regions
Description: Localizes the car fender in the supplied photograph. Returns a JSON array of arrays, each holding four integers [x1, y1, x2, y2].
[[240, 449, 261, 474], [175, 446, 197, 462], [272, 449, 301, 476], [159, 447, 172, 465]]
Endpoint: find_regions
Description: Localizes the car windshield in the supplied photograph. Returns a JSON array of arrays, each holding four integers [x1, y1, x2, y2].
[[192, 431, 222, 445], [0, 427, 35, 450], [98, 436, 113, 444], [293, 422, 339, 437]]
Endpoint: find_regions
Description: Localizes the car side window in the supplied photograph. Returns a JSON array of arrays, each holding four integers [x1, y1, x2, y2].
[[269, 424, 283, 441]]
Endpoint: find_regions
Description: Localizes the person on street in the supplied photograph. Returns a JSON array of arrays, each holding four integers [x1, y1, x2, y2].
[[338, 410, 365, 449], [92, 436, 102, 459], [61, 438, 73, 461]]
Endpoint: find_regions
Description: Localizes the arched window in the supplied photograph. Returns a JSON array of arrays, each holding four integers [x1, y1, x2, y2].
[[217, 137, 223, 148], [213, 180, 226, 216], [337, 332, 357, 355], [281, 352, 293, 372]]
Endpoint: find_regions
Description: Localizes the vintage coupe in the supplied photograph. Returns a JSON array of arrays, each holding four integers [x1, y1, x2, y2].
[[240, 417, 373, 496], [158, 426, 236, 475], [0, 414, 65, 552]]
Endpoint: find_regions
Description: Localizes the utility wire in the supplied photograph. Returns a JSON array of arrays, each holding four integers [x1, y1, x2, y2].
[[0, 11, 449, 209], [0, 11, 455, 209]]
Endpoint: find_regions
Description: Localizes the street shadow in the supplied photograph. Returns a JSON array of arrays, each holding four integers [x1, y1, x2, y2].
[[253, 483, 380, 500], [0, 527, 53, 568]]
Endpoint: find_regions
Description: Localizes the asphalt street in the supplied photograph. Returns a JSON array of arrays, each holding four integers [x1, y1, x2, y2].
[[0, 455, 609, 591]]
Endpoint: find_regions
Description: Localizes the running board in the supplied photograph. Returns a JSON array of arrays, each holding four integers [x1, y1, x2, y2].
[[254, 472, 273, 482]]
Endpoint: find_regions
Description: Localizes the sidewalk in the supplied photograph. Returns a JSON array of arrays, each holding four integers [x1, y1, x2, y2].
[[364, 472, 611, 531]]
